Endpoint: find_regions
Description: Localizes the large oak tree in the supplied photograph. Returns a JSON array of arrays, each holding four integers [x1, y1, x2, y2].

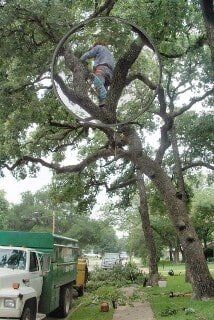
[[0, 0, 213, 298]]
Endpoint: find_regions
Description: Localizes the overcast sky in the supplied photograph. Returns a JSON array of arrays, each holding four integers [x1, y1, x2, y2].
[[0, 166, 52, 203]]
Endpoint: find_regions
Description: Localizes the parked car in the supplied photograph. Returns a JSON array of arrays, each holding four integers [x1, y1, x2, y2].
[[0, 231, 87, 319], [101, 253, 122, 269], [119, 252, 129, 265]]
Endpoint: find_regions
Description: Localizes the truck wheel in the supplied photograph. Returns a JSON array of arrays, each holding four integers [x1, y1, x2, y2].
[[57, 286, 72, 318], [77, 285, 84, 297], [21, 305, 36, 320]]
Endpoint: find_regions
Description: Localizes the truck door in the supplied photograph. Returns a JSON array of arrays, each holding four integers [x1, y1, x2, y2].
[[29, 251, 43, 298]]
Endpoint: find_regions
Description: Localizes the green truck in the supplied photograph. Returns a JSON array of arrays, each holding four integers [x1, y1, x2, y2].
[[0, 231, 79, 319]]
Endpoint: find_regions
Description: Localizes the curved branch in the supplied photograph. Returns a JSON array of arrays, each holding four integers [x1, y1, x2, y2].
[[48, 120, 82, 130], [107, 38, 144, 115], [54, 73, 101, 120], [200, 0, 214, 60], [3, 149, 116, 174], [155, 116, 173, 164], [155, 86, 173, 164], [173, 87, 214, 117], [125, 73, 157, 90], [108, 177, 136, 192], [182, 161, 214, 171]]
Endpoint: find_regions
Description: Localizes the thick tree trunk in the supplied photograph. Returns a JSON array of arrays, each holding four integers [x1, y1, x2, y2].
[[200, 0, 214, 62], [185, 261, 193, 283], [136, 170, 159, 285], [123, 126, 214, 299], [173, 246, 180, 264], [170, 126, 187, 203], [171, 125, 193, 281]]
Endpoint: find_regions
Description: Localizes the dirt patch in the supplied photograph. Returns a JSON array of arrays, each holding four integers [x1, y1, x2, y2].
[[113, 286, 154, 320]]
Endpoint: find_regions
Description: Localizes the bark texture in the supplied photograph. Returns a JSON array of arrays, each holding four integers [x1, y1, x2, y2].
[[136, 171, 159, 285], [122, 126, 214, 298], [200, 0, 214, 62]]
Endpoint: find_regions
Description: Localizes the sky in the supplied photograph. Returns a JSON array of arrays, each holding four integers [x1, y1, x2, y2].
[[0, 166, 52, 203], [0, 157, 128, 238]]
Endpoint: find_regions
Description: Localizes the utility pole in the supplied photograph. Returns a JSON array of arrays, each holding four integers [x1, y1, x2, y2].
[[52, 211, 56, 234]]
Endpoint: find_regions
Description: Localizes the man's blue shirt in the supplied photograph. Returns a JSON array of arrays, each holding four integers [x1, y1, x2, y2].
[[80, 45, 115, 69]]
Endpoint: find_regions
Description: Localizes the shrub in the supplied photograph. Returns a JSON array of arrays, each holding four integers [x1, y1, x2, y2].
[[87, 262, 145, 292], [78, 285, 126, 307]]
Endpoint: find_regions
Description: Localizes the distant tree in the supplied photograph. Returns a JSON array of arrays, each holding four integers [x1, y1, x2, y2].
[[191, 188, 214, 248], [0, 190, 9, 229], [66, 216, 119, 253]]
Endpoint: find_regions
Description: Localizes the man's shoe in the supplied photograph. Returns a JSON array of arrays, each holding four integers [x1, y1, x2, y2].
[[99, 99, 106, 108]]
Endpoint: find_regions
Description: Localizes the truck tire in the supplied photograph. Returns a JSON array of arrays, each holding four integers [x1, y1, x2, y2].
[[76, 285, 84, 297], [57, 286, 72, 318], [21, 304, 36, 320]]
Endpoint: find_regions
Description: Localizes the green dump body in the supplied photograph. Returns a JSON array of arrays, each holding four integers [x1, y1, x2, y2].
[[0, 231, 79, 315]]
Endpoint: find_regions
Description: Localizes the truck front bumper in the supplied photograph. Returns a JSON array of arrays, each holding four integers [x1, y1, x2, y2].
[[0, 307, 21, 318]]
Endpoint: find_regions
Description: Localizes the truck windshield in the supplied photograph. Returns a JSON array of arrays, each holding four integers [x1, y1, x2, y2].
[[0, 248, 26, 270]]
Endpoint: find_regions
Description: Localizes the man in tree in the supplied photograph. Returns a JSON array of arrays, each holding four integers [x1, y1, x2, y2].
[[80, 40, 115, 107]]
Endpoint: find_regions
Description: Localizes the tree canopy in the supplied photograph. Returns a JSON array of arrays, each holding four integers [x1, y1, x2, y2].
[[0, 0, 213, 298]]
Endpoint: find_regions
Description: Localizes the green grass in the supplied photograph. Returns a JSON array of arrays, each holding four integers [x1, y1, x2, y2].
[[69, 304, 114, 320], [158, 262, 214, 276], [140, 275, 214, 320], [69, 264, 214, 320]]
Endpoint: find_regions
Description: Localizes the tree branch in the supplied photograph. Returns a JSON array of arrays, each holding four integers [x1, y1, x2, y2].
[[3, 149, 116, 174], [48, 120, 82, 130], [49, 129, 86, 153], [155, 118, 173, 164], [15, 6, 58, 43], [2, 70, 50, 94], [172, 88, 214, 117], [125, 73, 157, 90], [155, 86, 173, 164], [108, 177, 136, 192], [107, 38, 144, 115], [182, 161, 214, 171], [159, 35, 207, 59], [90, 0, 118, 18]]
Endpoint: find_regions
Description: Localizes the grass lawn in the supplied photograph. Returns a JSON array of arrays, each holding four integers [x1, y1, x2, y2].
[[69, 304, 114, 320], [140, 275, 214, 320], [158, 262, 214, 275], [68, 263, 214, 320]]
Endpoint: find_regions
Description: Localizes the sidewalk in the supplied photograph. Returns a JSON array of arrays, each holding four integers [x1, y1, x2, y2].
[[113, 287, 154, 320]]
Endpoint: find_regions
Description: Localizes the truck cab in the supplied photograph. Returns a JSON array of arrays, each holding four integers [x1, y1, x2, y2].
[[0, 231, 79, 320], [0, 246, 43, 319]]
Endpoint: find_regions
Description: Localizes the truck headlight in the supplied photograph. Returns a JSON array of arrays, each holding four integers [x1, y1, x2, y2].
[[4, 299, 16, 308]]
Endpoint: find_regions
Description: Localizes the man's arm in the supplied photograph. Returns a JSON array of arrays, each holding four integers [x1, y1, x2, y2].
[[80, 46, 99, 62]]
